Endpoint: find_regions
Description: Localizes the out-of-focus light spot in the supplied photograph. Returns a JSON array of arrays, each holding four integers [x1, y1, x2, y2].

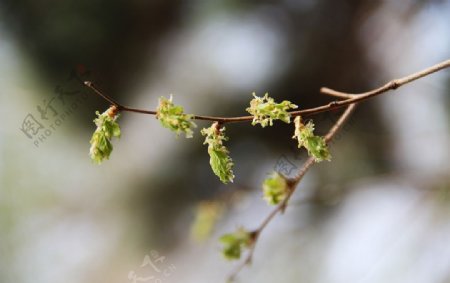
[[159, 13, 288, 94]]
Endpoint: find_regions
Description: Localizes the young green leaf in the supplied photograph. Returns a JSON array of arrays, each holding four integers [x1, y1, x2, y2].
[[201, 122, 234, 184], [156, 95, 197, 138], [246, 93, 298, 127], [292, 116, 331, 162], [89, 106, 121, 164], [263, 172, 289, 205], [219, 228, 252, 260]]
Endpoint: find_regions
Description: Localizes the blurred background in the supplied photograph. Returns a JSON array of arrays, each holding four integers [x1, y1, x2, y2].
[[0, 0, 449, 282]]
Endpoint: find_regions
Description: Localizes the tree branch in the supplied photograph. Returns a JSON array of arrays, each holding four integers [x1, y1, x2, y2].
[[82, 58, 450, 282], [227, 104, 356, 282], [84, 59, 449, 124], [225, 57, 448, 277]]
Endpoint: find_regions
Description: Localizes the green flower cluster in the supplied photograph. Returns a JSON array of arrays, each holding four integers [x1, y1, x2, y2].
[[219, 228, 252, 260], [156, 95, 196, 138], [89, 106, 121, 164], [201, 122, 235, 184], [246, 93, 298, 127], [263, 172, 289, 205], [292, 116, 331, 162]]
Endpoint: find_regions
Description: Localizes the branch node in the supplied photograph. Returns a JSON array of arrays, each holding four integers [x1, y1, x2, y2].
[[329, 100, 339, 107], [389, 80, 400, 89]]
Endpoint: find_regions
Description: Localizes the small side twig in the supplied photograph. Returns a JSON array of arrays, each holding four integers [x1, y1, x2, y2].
[[227, 104, 356, 282]]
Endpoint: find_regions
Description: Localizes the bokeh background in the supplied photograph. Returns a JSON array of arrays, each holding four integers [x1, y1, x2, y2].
[[1, 1, 449, 282]]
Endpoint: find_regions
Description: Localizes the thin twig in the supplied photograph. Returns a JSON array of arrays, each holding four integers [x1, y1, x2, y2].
[[227, 104, 356, 282], [84, 59, 450, 124], [324, 104, 357, 143], [120, 106, 157, 115], [321, 89, 357, 99], [83, 81, 122, 107]]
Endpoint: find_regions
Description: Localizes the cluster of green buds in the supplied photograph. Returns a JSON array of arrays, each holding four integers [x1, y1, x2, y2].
[[292, 116, 331, 162], [89, 105, 121, 164], [263, 172, 290, 205], [156, 95, 196, 138], [246, 92, 298, 127], [89, 92, 335, 267], [219, 228, 253, 260], [89, 94, 330, 182]]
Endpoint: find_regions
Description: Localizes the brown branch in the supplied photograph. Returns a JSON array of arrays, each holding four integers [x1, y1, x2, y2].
[[84, 59, 449, 124], [83, 81, 122, 108], [321, 90, 356, 99], [227, 104, 356, 282]]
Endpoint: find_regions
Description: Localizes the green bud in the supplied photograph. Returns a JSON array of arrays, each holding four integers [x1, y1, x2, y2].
[[246, 93, 298, 127], [219, 228, 252, 260], [89, 106, 121, 164], [201, 122, 235, 184], [292, 116, 331, 162], [156, 95, 197, 138], [263, 172, 289, 205]]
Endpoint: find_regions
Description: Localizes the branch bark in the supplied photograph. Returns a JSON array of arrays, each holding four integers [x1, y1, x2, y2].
[[84, 59, 450, 124], [227, 104, 356, 282]]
